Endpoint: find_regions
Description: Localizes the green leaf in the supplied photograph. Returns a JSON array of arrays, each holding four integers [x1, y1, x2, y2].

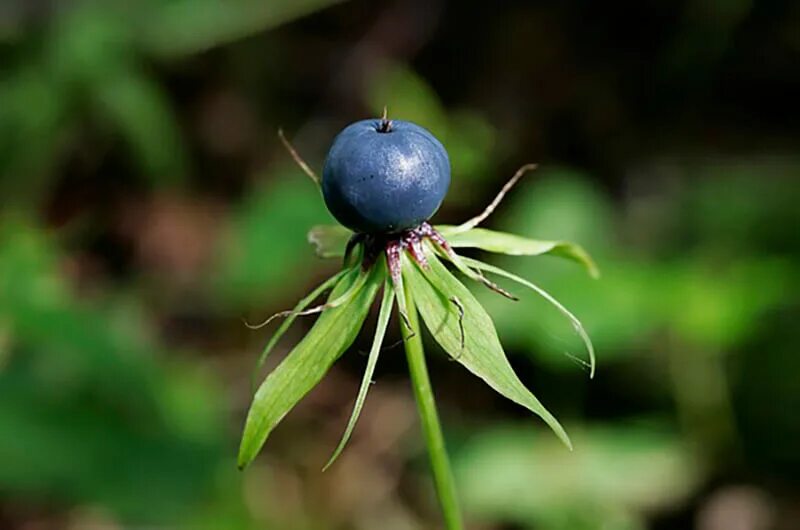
[[453, 424, 700, 529], [323, 279, 395, 470], [402, 248, 572, 449], [141, 0, 347, 58], [307, 224, 352, 259], [251, 269, 347, 389], [0, 220, 226, 519], [238, 263, 383, 469], [460, 256, 596, 378], [304, 220, 598, 292], [95, 71, 188, 185], [304, 224, 599, 282], [437, 226, 599, 279]]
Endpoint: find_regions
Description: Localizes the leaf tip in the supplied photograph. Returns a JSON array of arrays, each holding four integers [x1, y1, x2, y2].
[[557, 428, 574, 452], [321, 441, 348, 473], [577, 247, 600, 279], [543, 414, 573, 452], [577, 250, 600, 279]]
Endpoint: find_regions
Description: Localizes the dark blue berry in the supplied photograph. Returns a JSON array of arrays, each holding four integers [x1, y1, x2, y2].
[[322, 118, 451, 234]]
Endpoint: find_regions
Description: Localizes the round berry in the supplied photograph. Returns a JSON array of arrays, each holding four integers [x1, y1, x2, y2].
[[322, 118, 451, 234]]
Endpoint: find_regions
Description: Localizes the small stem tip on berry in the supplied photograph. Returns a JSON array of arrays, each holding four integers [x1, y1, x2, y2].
[[377, 105, 393, 133], [377, 118, 393, 133]]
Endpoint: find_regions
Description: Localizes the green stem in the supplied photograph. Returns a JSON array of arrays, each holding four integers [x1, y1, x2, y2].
[[402, 283, 464, 530]]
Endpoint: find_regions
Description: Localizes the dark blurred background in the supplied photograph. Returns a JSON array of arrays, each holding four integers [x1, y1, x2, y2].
[[1, 1, 799, 529]]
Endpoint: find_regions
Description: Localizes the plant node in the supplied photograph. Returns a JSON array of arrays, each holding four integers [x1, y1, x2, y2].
[[352, 222, 449, 280]]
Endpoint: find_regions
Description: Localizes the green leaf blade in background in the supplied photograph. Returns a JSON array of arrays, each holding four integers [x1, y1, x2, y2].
[[95, 72, 188, 185], [0, 220, 226, 522], [140, 0, 347, 58], [237, 262, 382, 469], [402, 247, 572, 449], [216, 176, 335, 306], [437, 226, 599, 279], [453, 424, 700, 530]]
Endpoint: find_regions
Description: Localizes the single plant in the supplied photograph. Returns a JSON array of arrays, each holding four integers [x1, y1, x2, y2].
[[238, 112, 598, 529]]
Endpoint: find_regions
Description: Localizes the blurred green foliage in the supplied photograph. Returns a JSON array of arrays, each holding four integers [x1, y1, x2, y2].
[[0, 220, 224, 521], [1, 0, 798, 529], [483, 166, 797, 360], [214, 171, 335, 306], [455, 424, 699, 530]]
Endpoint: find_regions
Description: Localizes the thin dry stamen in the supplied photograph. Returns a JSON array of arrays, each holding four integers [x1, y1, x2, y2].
[[386, 240, 403, 287], [278, 128, 320, 185], [408, 236, 429, 269], [449, 296, 465, 360], [385, 241, 415, 335], [244, 309, 296, 330], [473, 270, 519, 300], [245, 271, 366, 329], [396, 311, 415, 337], [381, 328, 419, 352], [243, 301, 329, 330], [420, 223, 452, 252], [563, 351, 593, 373], [422, 223, 519, 301], [455, 163, 538, 232]]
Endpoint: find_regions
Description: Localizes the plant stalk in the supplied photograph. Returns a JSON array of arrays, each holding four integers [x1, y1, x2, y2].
[[401, 283, 464, 530]]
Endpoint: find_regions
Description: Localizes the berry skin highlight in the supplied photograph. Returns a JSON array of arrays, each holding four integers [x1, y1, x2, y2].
[[321, 118, 450, 234]]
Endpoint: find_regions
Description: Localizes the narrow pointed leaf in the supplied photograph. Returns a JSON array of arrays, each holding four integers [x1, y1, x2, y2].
[[238, 264, 382, 469], [436, 226, 599, 279], [402, 250, 572, 449], [323, 280, 395, 470], [252, 269, 347, 389], [460, 256, 596, 378], [313, 268, 371, 310], [308, 224, 352, 258], [250, 266, 369, 364]]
